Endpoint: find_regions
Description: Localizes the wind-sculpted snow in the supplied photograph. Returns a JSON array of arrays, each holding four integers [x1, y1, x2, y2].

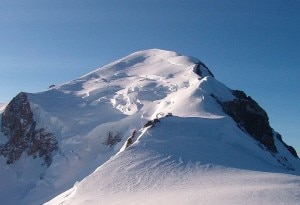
[[0, 49, 299, 205], [47, 117, 300, 205]]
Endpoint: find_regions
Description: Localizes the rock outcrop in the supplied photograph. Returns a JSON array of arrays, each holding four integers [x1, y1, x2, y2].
[[216, 90, 298, 158], [276, 133, 298, 158], [106, 131, 121, 147], [143, 118, 160, 128], [0, 92, 58, 166], [193, 62, 215, 78]]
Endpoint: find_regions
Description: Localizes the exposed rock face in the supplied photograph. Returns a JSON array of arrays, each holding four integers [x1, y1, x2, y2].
[[0, 92, 58, 166], [125, 130, 137, 149], [143, 118, 160, 128], [216, 90, 298, 158], [106, 131, 121, 147], [193, 62, 215, 78], [276, 133, 298, 158]]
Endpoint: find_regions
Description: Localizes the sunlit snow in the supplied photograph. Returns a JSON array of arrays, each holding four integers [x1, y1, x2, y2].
[[0, 49, 299, 205]]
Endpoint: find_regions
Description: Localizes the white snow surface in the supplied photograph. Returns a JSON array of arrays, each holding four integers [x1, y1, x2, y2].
[[47, 116, 300, 205], [0, 103, 6, 113], [0, 49, 299, 205]]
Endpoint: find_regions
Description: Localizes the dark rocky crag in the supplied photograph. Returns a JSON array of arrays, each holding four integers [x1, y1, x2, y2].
[[276, 132, 298, 158], [0, 92, 58, 166], [193, 61, 215, 78], [215, 90, 298, 158]]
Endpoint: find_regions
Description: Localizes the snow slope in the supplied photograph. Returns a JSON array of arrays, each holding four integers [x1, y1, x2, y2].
[[0, 49, 299, 205], [47, 117, 300, 205]]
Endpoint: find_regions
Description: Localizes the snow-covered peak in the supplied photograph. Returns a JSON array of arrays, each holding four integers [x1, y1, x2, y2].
[[93, 48, 201, 73], [55, 48, 213, 93], [121, 48, 181, 59], [34, 49, 220, 123], [1, 49, 299, 205]]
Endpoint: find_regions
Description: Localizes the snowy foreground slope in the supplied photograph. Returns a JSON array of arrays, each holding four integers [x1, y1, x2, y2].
[[0, 49, 300, 205], [47, 117, 300, 205]]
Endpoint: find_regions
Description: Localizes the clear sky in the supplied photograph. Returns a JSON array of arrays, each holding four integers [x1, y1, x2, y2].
[[0, 0, 299, 152]]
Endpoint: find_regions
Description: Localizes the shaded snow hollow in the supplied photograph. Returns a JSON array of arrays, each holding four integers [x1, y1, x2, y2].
[[0, 49, 299, 205]]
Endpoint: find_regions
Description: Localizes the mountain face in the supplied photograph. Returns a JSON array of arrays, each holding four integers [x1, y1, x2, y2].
[[1, 92, 58, 166], [0, 49, 299, 205]]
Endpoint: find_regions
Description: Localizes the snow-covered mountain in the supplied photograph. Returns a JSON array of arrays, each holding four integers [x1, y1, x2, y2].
[[0, 49, 299, 205]]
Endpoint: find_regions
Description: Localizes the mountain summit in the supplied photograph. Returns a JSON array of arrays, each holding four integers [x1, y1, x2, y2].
[[0, 49, 299, 205]]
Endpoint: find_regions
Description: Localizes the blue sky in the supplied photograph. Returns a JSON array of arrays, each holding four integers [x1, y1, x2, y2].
[[0, 0, 299, 152]]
